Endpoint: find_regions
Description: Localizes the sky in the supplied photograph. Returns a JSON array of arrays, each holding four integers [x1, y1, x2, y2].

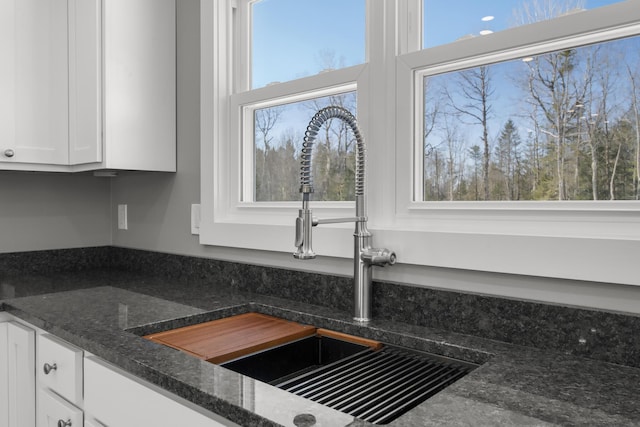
[[250, 0, 628, 152], [251, 0, 624, 88], [252, 0, 365, 88], [422, 0, 623, 48]]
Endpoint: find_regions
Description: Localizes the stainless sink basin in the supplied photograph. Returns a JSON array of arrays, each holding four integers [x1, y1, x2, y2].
[[221, 328, 478, 424], [221, 333, 371, 384], [131, 311, 480, 424]]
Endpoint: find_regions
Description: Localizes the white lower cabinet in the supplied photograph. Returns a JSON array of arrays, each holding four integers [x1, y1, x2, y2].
[[37, 389, 83, 427], [37, 334, 83, 407], [84, 356, 238, 427], [0, 321, 36, 427], [0, 322, 9, 427], [1, 314, 238, 427], [36, 333, 84, 427]]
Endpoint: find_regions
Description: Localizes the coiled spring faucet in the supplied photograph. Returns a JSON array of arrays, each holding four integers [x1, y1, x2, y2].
[[294, 106, 396, 322]]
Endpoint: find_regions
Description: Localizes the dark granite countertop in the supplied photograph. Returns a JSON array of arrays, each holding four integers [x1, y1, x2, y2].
[[2, 269, 639, 426]]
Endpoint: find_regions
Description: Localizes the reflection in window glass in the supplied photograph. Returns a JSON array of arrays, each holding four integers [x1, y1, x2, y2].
[[423, 0, 624, 49], [251, 0, 365, 89], [422, 36, 640, 201], [253, 92, 357, 201]]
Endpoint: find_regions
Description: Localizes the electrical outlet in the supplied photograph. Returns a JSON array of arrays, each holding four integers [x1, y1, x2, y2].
[[191, 204, 201, 235], [118, 204, 128, 230]]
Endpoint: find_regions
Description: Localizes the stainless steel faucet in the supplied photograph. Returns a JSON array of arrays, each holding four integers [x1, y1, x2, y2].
[[294, 106, 396, 322]]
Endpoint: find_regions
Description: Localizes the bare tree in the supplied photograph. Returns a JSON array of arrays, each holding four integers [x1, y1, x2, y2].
[[524, 47, 590, 200], [423, 77, 441, 141], [510, 0, 586, 26], [255, 106, 283, 200], [627, 64, 640, 199], [441, 117, 465, 201], [496, 119, 523, 200], [514, 0, 589, 200], [468, 145, 482, 200], [447, 66, 494, 200]]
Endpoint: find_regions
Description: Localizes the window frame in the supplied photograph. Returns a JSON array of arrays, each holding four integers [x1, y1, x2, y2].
[[200, 0, 373, 255], [201, 0, 640, 286]]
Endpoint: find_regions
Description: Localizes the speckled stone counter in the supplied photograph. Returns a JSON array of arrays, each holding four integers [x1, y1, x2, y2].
[[2, 269, 640, 426]]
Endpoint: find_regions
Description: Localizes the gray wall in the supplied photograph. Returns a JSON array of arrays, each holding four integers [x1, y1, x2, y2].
[[0, 171, 111, 252], [110, 0, 203, 256]]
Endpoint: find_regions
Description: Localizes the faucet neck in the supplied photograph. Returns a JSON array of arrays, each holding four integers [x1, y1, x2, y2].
[[299, 106, 366, 198]]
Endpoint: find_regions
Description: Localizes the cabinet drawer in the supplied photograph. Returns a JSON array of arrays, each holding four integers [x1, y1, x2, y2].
[[37, 388, 83, 427], [37, 334, 83, 406]]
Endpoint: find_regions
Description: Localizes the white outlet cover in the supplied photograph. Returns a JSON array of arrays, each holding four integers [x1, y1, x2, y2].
[[118, 204, 128, 230], [191, 204, 201, 235]]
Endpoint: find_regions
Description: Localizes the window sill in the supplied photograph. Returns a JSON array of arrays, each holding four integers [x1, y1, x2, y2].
[[200, 205, 640, 287]]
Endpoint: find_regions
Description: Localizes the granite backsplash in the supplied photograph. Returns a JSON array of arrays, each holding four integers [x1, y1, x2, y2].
[[2, 246, 639, 368]]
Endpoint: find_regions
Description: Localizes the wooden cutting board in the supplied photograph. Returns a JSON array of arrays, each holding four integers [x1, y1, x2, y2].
[[144, 312, 316, 364]]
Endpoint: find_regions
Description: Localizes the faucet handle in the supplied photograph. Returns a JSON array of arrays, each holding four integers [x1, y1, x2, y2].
[[293, 209, 316, 260], [294, 216, 304, 248], [361, 248, 396, 267]]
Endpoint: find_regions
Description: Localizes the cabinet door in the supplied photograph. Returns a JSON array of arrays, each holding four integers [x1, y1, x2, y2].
[[0, 0, 69, 165], [7, 322, 36, 427], [68, 0, 101, 165], [102, 0, 176, 171], [84, 356, 237, 427], [37, 389, 82, 427], [0, 323, 8, 427]]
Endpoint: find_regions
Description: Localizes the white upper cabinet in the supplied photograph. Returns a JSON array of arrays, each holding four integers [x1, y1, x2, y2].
[[102, 0, 176, 172], [0, 0, 176, 172], [0, 0, 70, 166]]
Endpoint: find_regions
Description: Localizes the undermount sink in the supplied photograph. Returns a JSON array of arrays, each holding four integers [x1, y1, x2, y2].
[[140, 312, 479, 424], [221, 332, 378, 384]]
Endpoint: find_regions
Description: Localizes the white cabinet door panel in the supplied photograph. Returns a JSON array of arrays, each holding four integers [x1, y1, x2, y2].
[[0, 323, 9, 427], [102, 0, 176, 171], [0, 0, 69, 165], [68, 0, 102, 165], [7, 322, 36, 427]]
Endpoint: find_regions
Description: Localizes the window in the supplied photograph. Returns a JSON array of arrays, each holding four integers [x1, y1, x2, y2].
[[419, 36, 640, 202], [201, 1, 640, 286], [234, 0, 366, 204], [251, 91, 358, 202]]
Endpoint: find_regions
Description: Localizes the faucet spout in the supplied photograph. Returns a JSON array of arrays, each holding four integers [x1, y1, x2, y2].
[[293, 106, 396, 322]]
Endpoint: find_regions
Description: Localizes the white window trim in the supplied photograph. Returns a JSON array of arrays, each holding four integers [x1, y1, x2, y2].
[[201, 0, 640, 286]]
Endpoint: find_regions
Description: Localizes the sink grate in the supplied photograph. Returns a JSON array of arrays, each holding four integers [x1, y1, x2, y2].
[[275, 346, 476, 424]]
